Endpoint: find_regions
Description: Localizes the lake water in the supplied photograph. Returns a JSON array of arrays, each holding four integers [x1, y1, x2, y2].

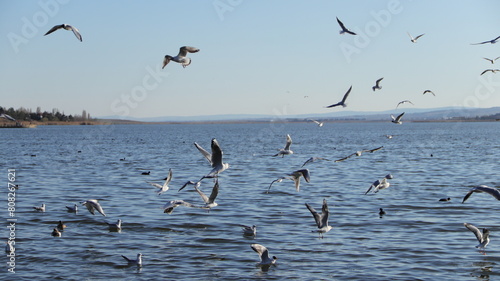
[[2, 121, 500, 280]]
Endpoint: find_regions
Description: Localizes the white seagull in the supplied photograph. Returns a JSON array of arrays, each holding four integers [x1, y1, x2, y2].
[[423, 90, 435, 96], [147, 168, 172, 195], [194, 138, 229, 178], [250, 244, 277, 265], [325, 85, 352, 108], [391, 112, 405, 124], [365, 174, 393, 194], [163, 46, 200, 69], [241, 225, 257, 236], [480, 69, 500, 75], [33, 203, 46, 212], [162, 200, 199, 214], [193, 179, 219, 211], [471, 36, 500, 45], [301, 157, 331, 167], [122, 253, 143, 267], [82, 199, 106, 216], [336, 17, 356, 35], [483, 57, 500, 64], [107, 219, 122, 232], [305, 198, 333, 238], [273, 134, 293, 157], [309, 119, 324, 127], [44, 24, 82, 42], [462, 185, 500, 203], [5, 241, 14, 254], [334, 146, 384, 162], [372, 78, 383, 91], [407, 32, 424, 43], [464, 223, 490, 250], [396, 100, 414, 108], [267, 168, 311, 193], [65, 204, 78, 213]]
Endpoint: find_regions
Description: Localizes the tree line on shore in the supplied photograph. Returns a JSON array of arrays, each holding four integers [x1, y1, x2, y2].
[[0, 106, 91, 123]]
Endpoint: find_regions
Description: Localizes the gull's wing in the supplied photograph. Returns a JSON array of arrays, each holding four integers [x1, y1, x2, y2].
[[483, 57, 494, 64], [208, 180, 219, 203], [464, 223, 483, 243], [480, 69, 490, 75], [407, 32, 414, 40], [44, 24, 64, 36], [414, 33, 424, 40], [121, 255, 131, 262], [162, 56, 171, 69], [325, 101, 342, 108], [362, 146, 384, 153], [302, 157, 314, 167], [365, 180, 381, 194], [178, 46, 200, 57], [194, 142, 212, 165], [334, 152, 356, 162], [305, 203, 322, 228], [395, 112, 405, 122], [250, 244, 270, 261], [320, 199, 330, 228], [90, 200, 106, 216], [340, 85, 352, 104], [267, 178, 284, 193], [462, 185, 500, 203], [165, 168, 173, 185], [210, 138, 223, 167], [68, 25, 82, 41], [194, 184, 209, 204], [336, 17, 348, 31], [147, 181, 163, 189], [178, 180, 200, 192], [284, 134, 292, 150]]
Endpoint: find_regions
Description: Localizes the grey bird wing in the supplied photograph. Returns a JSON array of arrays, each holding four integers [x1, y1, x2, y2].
[[284, 134, 292, 150], [194, 142, 212, 165], [208, 180, 219, 203], [464, 223, 483, 243], [178, 46, 200, 57], [250, 244, 270, 261], [340, 85, 352, 104], [44, 24, 64, 36], [305, 203, 322, 228], [210, 138, 223, 168], [68, 25, 82, 41]]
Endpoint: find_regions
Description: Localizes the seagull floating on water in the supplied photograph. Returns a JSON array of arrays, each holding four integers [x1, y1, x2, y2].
[[107, 219, 122, 232], [241, 225, 257, 236], [336, 17, 356, 35], [464, 223, 490, 250], [33, 204, 45, 212], [391, 112, 405, 124], [268, 168, 310, 193], [273, 134, 293, 157], [483, 57, 500, 64], [325, 85, 352, 108], [194, 138, 229, 178], [301, 157, 331, 167], [250, 244, 277, 265], [163, 46, 200, 69], [462, 185, 500, 203], [305, 198, 333, 238], [122, 253, 143, 267], [44, 24, 82, 41], [480, 69, 499, 75], [334, 146, 384, 162], [372, 78, 383, 91], [82, 199, 106, 216], [147, 168, 172, 195], [423, 90, 435, 96], [407, 32, 424, 43], [65, 204, 78, 213], [471, 36, 500, 45]]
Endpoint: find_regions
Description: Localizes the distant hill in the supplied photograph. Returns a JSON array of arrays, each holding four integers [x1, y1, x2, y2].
[[98, 106, 500, 123]]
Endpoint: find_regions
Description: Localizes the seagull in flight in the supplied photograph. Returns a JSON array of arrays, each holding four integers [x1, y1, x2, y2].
[[334, 146, 384, 162], [163, 46, 199, 69], [305, 199, 333, 238], [336, 17, 356, 35], [194, 138, 229, 178], [391, 112, 405, 124], [82, 199, 106, 216], [122, 253, 143, 267], [396, 100, 414, 108], [309, 119, 324, 127], [267, 169, 311, 193], [162, 200, 200, 214], [325, 85, 352, 108], [407, 32, 424, 43], [250, 244, 277, 265], [273, 134, 293, 157], [301, 157, 331, 167], [480, 69, 500, 75], [44, 24, 82, 41], [372, 78, 383, 91], [423, 90, 435, 96], [193, 179, 219, 211], [483, 57, 500, 64], [464, 223, 490, 250], [462, 185, 500, 203], [471, 36, 500, 45], [365, 174, 393, 194], [147, 168, 172, 195]]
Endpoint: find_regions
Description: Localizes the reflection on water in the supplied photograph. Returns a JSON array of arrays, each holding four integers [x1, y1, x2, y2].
[[2, 121, 500, 280]]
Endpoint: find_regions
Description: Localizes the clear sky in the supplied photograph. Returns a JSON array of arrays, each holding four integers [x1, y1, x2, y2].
[[1, 0, 499, 119]]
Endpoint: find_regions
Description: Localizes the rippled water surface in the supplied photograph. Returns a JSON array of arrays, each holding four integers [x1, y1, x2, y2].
[[2, 121, 500, 280]]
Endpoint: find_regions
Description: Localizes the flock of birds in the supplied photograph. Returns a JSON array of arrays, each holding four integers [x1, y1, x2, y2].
[[8, 18, 499, 269]]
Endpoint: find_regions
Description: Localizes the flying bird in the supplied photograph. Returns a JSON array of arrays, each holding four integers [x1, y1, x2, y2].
[[365, 174, 393, 194], [162, 200, 199, 214], [194, 139, 229, 178], [391, 112, 405, 124], [309, 119, 324, 127], [44, 24, 82, 41], [163, 46, 199, 69], [480, 69, 499, 75], [267, 169, 311, 193], [372, 78, 383, 91], [122, 253, 143, 267], [396, 100, 414, 108], [250, 244, 277, 265], [273, 134, 293, 157], [325, 85, 352, 108], [471, 36, 500, 45], [423, 90, 435, 96], [336, 17, 356, 35], [82, 199, 106, 216], [305, 199, 333, 238], [462, 185, 500, 203], [464, 223, 490, 250], [483, 57, 500, 64], [147, 168, 172, 195], [301, 157, 331, 167], [193, 180, 219, 211], [407, 32, 424, 43], [334, 146, 384, 162]]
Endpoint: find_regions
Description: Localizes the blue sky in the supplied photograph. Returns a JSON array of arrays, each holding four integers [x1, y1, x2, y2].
[[1, 0, 499, 118]]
